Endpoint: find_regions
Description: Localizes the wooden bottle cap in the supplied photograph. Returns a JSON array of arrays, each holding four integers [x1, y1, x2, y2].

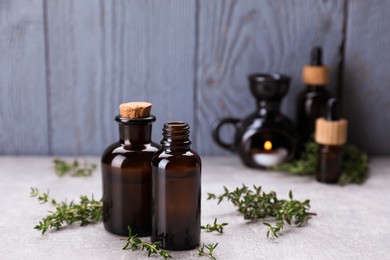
[[302, 65, 329, 85], [119, 102, 152, 118], [315, 118, 348, 145]]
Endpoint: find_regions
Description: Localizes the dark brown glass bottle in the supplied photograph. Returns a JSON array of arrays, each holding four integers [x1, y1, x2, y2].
[[317, 145, 343, 183], [151, 122, 201, 250], [101, 115, 159, 236], [296, 47, 332, 151], [315, 99, 348, 184]]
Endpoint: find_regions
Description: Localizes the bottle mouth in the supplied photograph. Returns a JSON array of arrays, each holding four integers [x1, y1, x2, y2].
[[162, 121, 190, 143], [164, 121, 189, 129], [115, 115, 156, 125]]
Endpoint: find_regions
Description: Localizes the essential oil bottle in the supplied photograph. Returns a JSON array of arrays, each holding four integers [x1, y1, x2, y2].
[[101, 102, 160, 236], [296, 46, 332, 150], [151, 122, 201, 250], [315, 99, 348, 183]]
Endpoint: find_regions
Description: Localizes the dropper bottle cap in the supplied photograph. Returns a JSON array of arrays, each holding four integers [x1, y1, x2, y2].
[[326, 98, 339, 121], [310, 47, 323, 66], [302, 46, 329, 85], [315, 98, 348, 145]]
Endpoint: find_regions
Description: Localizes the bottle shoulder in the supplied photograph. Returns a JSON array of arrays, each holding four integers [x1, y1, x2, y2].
[[298, 86, 332, 101], [152, 149, 200, 160], [319, 144, 343, 153], [152, 149, 201, 169], [101, 141, 160, 163]]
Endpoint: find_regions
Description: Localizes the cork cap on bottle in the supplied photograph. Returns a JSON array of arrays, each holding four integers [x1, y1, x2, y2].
[[302, 46, 329, 85], [315, 118, 348, 145], [302, 66, 329, 85], [315, 98, 347, 145], [119, 102, 152, 118]]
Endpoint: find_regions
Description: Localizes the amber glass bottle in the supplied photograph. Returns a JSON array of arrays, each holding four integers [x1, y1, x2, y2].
[[151, 122, 201, 250], [101, 113, 159, 236], [315, 99, 348, 183], [296, 47, 332, 151], [317, 145, 343, 183]]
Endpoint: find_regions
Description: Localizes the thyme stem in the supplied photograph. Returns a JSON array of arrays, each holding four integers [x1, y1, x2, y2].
[[123, 226, 172, 259], [201, 218, 228, 233], [208, 185, 316, 238], [30, 187, 102, 234]]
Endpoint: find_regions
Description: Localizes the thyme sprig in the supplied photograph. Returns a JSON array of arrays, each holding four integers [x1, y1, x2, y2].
[[53, 158, 96, 177], [271, 142, 369, 185], [338, 144, 369, 185], [201, 218, 228, 234], [208, 185, 316, 238], [263, 191, 314, 237], [197, 242, 218, 259], [123, 226, 172, 260], [30, 187, 102, 234]]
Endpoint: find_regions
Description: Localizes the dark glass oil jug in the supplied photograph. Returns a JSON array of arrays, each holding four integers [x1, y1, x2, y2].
[[212, 73, 298, 168], [101, 114, 160, 236]]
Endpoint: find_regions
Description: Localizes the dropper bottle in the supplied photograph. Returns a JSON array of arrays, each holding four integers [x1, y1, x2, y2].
[[296, 46, 332, 152], [315, 99, 348, 183]]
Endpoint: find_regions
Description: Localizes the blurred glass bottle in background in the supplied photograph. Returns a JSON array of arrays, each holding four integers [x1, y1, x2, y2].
[[296, 46, 332, 154], [315, 99, 348, 183]]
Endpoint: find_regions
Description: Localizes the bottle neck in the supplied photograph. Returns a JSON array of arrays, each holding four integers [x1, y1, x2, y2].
[[119, 124, 152, 145], [161, 122, 191, 151], [307, 84, 325, 90], [256, 100, 281, 116]]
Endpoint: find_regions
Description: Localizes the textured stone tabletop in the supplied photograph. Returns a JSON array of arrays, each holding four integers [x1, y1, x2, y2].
[[0, 157, 389, 260]]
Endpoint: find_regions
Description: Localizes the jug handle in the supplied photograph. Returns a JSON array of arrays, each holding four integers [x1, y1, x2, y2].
[[212, 118, 240, 152]]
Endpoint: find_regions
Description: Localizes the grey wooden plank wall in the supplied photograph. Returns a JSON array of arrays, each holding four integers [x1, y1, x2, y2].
[[0, 0, 48, 154], [0, 0, 389, 156], [342, 0, 390, 155], [45, 0, 195, 155]]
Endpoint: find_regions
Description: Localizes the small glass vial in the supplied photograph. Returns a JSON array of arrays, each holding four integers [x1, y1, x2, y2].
[[296, 47, 332, 151], [101, 102, 159, 236], [315, 99, 348, 183], [151, 122, 201, 250]]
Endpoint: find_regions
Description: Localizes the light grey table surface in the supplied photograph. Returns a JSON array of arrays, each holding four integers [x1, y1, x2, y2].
[[0, 156, 389, 260]]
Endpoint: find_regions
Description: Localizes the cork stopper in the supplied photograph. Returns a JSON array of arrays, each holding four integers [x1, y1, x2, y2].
[[302, 47, 329, 85], [119, 102, 152, 118], [315, 99, 347, 145]]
